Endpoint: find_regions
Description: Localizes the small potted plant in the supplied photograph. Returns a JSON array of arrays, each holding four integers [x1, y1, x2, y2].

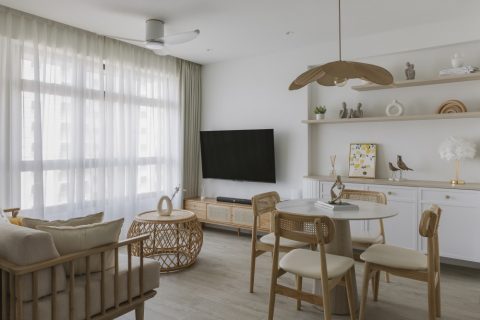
[[314, 105, 327, 120]]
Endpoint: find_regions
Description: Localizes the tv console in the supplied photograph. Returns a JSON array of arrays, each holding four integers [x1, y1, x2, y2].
[[183, 197, 272, 234], [216, 196, 252, 205]]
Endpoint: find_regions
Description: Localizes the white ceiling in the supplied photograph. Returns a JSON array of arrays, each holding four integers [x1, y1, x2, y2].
[[0, 0, 479, 64]]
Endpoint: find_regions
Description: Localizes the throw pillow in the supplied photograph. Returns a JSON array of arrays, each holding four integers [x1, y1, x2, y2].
[[37, 218, 124, 275], [22, 211, 104, 229]]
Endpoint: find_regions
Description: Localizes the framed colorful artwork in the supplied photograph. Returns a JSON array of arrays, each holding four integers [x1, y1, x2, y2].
[[348, 143, 377, 178]]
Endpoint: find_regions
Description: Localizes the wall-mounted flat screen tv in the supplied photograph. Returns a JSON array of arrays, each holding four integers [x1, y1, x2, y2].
[[200, 129, 276, 183]]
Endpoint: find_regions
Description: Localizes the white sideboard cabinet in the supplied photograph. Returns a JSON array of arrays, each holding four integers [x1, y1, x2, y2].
[[303, 176, 480, 264]]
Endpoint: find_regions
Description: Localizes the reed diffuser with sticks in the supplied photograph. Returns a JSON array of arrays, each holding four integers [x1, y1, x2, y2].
[[329, 155, 337, 177]]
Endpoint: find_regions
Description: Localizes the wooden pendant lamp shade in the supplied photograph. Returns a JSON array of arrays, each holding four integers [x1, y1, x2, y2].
[[289, 0, 393, 90]]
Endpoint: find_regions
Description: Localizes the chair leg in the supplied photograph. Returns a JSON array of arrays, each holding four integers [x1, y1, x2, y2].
[[345, 269, 357, 320], [428, 278, 436, 320], [249, 249, 257, 293], [268, 269, 278, 320], [322, 286, 332, 320], [359, 263, 372, 320], [373, 271, 380, 301], [435, 277, 441, 317], [296, 275, 302, 310], [135, 303, 144, 320]]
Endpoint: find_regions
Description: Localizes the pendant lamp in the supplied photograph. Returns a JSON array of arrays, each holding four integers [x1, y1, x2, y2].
[[289, 0, 394, 90]]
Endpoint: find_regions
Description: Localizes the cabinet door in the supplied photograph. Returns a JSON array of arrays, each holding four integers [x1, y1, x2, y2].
[[421, 189, 480, 262], [382, 200, 418, 250], [232, 207, 254, 227], [207, 205, 232, 223], [367, 185, 418, 250], [184, 200, 207, 220], [303, 179, 321, 199]]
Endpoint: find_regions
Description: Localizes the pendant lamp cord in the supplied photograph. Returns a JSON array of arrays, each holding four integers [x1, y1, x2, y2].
[[338, 0, 342, 61]]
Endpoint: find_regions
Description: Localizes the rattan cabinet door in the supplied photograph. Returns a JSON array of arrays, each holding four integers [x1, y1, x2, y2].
[[232, 207, 254, 227], [184, 200, 207, 220], [207, 205, 232, 223]]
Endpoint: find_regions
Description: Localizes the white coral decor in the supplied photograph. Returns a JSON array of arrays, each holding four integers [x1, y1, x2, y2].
[[438, 136, 477, 161]]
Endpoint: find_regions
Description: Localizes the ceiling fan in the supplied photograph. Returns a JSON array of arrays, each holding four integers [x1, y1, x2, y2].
[[111, 19, 200, 55]]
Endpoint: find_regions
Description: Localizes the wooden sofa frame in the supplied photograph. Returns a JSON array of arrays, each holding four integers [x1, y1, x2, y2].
[[0, 234, 155, 320]]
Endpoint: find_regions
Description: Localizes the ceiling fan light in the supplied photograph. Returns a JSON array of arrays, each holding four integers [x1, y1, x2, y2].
[[145, 41, 164, 50]]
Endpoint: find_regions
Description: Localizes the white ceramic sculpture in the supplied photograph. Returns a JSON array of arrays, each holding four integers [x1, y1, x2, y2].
[[385, 100, 404, 117], [157, 196, 173, 216]]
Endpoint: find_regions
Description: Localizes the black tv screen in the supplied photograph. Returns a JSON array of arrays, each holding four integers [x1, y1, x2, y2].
[[200, 129, 276, 183]]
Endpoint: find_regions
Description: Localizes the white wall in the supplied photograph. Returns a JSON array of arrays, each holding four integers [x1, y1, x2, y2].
[[310, 41, 480, 182], [202, 17, 480, 200], [201, 46, 320, 200]]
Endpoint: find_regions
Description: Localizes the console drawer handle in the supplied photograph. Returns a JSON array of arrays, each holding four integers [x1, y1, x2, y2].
[[445, 195, 451, 200], [387, 191, 393, 195]]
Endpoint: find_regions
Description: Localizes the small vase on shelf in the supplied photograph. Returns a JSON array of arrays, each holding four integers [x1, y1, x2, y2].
[[315, 113, 325, 120]]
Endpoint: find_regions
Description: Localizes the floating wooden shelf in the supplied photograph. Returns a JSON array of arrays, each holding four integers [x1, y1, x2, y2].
[[351, 72, 480, 91], [302, 111, 480, 124]]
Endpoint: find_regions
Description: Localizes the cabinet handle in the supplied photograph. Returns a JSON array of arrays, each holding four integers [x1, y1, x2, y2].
[[387, 191, 393, 195], [445, 195, 451, 199]]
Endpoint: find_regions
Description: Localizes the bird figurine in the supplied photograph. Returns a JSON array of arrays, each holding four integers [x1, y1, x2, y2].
[[388, 162, 400, 181], [397, 155, 413, 171]]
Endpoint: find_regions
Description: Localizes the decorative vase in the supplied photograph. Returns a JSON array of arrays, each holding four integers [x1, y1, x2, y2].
[[385, 100, 404, 117], [451, 53, 464, 68], [157, 196, 173, 216], [315, 114, 325, 120]]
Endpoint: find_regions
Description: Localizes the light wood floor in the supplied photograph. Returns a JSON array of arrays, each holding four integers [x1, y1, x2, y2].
[[121, 228, 480, 320]]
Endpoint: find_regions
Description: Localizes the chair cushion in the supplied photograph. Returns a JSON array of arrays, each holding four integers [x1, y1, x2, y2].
[[22, 212, 104, 229], [0, 223, 66, 301], [360, 244, 428, 270], [351, 232, 384, 244], [21, 255, 160, 320], [279, 249, 354, 279], [37, 219, 123, 276], [260, 233, 307, 248]]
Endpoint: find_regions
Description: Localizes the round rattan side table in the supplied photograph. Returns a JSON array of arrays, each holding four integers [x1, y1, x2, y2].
[[127, 210, 203, 273]]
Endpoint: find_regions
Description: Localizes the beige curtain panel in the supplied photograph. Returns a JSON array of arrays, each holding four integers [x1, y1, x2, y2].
[[178, 60, 202, 200]]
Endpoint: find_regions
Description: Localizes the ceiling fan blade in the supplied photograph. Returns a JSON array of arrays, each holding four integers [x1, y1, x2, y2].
[[154, 29, 200, 45], [152, 47, 170, 56], [109, 36, 146, 45]]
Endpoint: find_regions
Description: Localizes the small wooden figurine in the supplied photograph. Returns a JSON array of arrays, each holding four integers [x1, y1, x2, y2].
[[405, 62, 415, 80], [339, 102, 348, 118], [329, 175, 345, 204]]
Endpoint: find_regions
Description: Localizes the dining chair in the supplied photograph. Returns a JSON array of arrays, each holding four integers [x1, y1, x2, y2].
[[359, 205, 442, 320], [268, 211, 356, 320], [341, 189, 390, 282], [250, 192, 307, 293]]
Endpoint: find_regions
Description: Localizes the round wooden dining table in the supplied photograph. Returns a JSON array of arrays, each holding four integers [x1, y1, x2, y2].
[[276, 198, 398, 315]]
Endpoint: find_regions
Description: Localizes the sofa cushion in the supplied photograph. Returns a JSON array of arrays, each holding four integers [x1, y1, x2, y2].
[[22, 212, 104, 229], [0, 223, 66, 301], [37, 219, 123, 276], [21, 255, 160, 320]]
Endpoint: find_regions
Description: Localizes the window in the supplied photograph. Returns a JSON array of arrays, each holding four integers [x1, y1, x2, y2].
[[18, 43, 179, 217]]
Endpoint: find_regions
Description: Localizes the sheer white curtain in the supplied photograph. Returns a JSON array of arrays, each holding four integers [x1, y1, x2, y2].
[[0, 7, 182, 230], [102, 39, 181, 222]]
